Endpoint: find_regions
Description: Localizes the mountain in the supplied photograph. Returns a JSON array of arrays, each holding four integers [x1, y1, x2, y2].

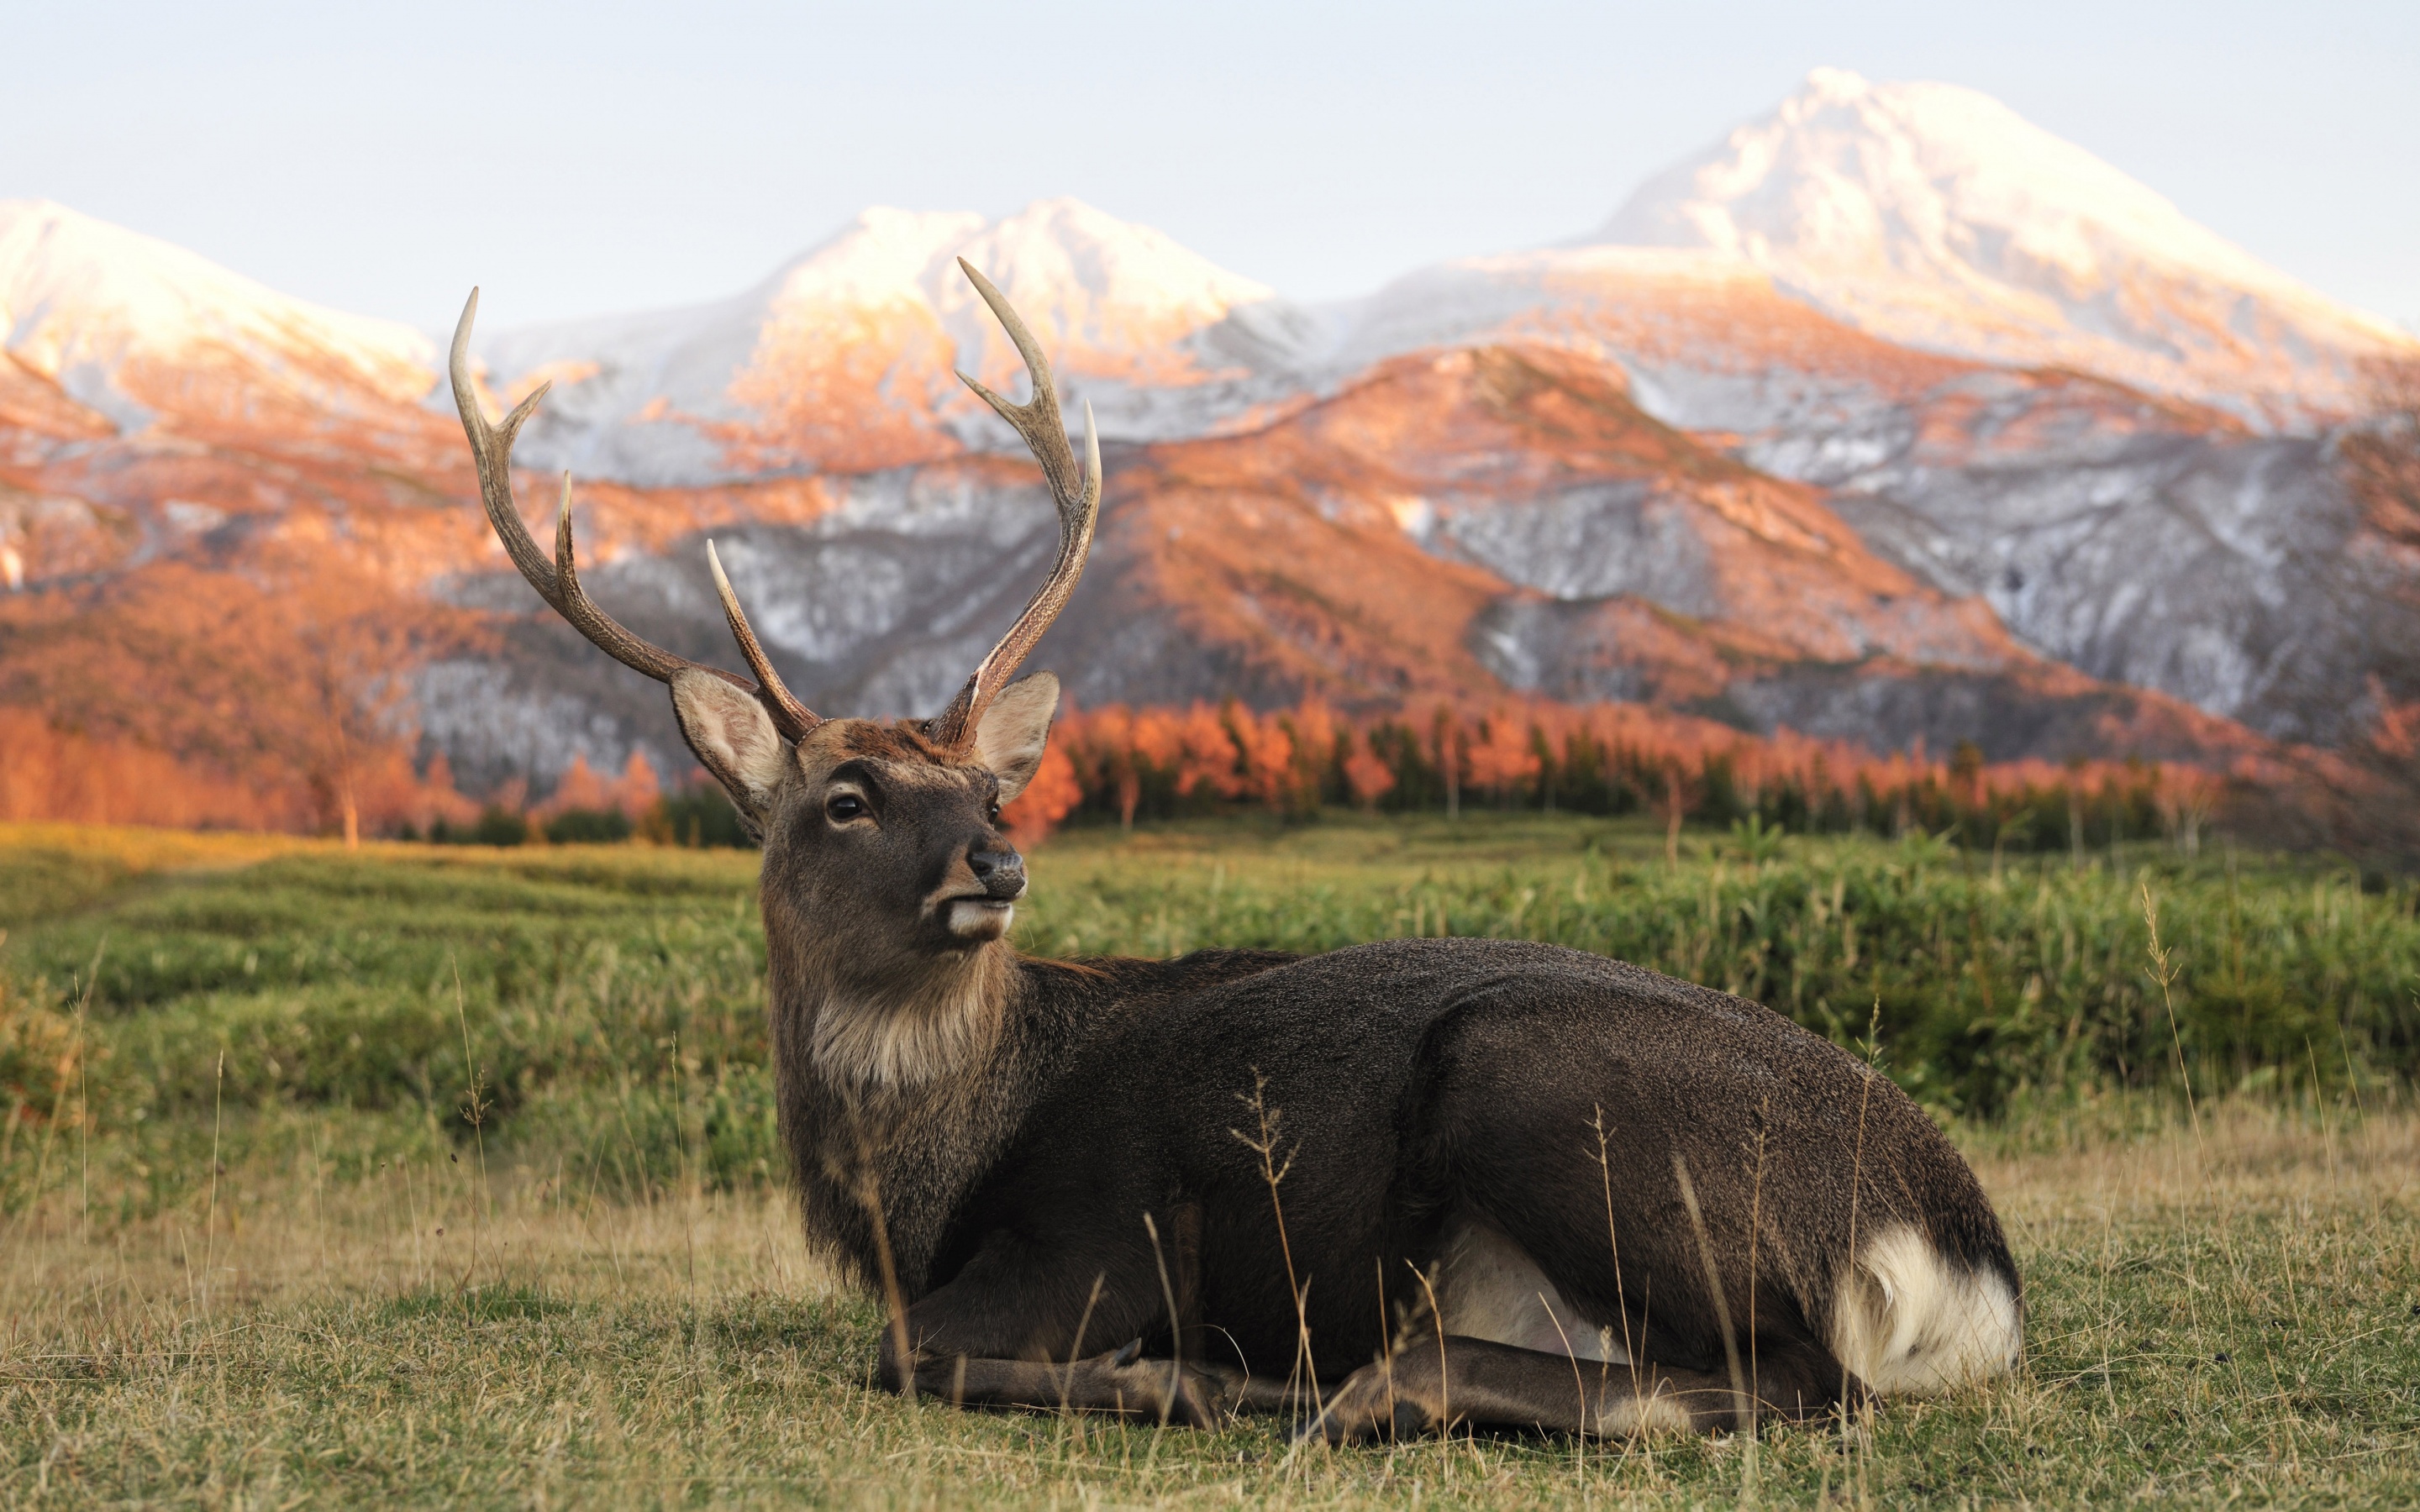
[[1760, 373, 2409, 748], [479, 198, 1314, 487], [0, 199, 436, 437], [7, 69, 2416, 825], [415, 341, 2261, 796], [1358, 248, 2412, 744], [1585, 68, 2412, 425], [471, 76, 2420, 498]]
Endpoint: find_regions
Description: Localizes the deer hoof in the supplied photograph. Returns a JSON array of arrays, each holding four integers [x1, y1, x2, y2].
[[1090, 1350, 1225, 1429], [1294, 1362, 1432, 1445]]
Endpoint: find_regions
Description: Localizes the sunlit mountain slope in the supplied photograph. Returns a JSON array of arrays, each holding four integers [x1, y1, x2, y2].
[[7, 64, 2413, 813], [476, 198, 1308, 486], [1586, 67, 2412, 425]]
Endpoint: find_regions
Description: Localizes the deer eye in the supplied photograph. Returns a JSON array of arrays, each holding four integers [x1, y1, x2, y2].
[[826, 792, 868, 823]]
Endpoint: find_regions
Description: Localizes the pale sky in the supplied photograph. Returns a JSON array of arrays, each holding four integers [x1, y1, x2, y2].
[[5, 0, 2415, 333]]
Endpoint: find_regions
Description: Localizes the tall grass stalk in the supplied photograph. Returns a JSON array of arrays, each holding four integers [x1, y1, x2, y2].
[[1141, 1210, 1186, 1430], [2140, 881, 2204, 1156], [1672, 1152, 1753, 1446], [201, 1048, 223, 1316], [452, 956, 491, 1296], [1233, 1074, 1321, 1438]]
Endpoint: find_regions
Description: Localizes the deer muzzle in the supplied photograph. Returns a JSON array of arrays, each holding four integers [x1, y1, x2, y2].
[[942, 847, 1026, 940], [969, 847, 1026, 900]]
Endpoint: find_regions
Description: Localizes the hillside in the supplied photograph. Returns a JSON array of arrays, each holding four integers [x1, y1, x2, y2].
[[3, 71, 2414, 829]]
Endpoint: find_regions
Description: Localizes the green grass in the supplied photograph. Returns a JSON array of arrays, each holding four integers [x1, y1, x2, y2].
[[1021, 816, 2420, 1114], [3, 815, 2418, 1506]]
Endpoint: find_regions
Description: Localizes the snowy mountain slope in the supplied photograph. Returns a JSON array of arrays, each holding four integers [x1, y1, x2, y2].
[[1324, 246, 1975, 449], [1585, 68, 2414, 425], [1300, 228, 2411, 746], [1571, 333, 2408, 746], [463, 71, 2413, 486], [413, 340, 2262, 794], [8, 63, 2414, 806], [0, 200, 437, 434], [479, 199, 1316, 486], [1807, 385, 2408, 746]]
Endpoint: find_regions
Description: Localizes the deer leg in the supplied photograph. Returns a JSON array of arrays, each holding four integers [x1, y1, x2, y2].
[[1298, 1334, 1860, 1443], [1196, 1365, 1324, 1414], [874, 1205, 1253, 1427], [881, 1334, 1235, 1426]]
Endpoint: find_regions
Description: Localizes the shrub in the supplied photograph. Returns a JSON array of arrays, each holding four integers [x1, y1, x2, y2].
[[642, 785, 755, 848], [544, 808, 633, 845]]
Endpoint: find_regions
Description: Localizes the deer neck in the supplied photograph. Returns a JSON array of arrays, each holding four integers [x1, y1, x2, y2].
[[782, 931, 1018, 1096], [767, 925, 1036, 1297]]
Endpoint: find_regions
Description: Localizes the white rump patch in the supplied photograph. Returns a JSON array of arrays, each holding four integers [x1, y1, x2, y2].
[[1434, 1220, 1629, 1364], [1827, 1224, 2023, 1396]]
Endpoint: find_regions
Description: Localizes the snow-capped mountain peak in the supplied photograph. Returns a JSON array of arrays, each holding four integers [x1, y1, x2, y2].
[[1586, 68, 2413, 422], [479, 197, 1291, 484], [0, 199, 435, 430], [761, 207, 991, 308], [936, 197, 1275, 360]]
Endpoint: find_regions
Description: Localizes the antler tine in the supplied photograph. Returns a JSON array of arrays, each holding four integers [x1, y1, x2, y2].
[[451, 290, 566, 612], [451, 290, 803, 722], [540, 473, 713, 685], [931, 262, 1103, 747], [707, 540, 818, 738], [952, 260, 1092, 512]]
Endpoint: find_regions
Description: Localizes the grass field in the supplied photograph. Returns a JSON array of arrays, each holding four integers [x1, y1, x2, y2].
[[3, 816, 2418, 1506]]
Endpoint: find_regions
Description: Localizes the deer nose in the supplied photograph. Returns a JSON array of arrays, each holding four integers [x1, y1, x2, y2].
[[968, 847, 1026, 900]]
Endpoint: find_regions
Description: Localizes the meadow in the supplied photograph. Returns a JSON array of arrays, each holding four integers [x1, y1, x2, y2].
[[3, 815, 2417, 1506]]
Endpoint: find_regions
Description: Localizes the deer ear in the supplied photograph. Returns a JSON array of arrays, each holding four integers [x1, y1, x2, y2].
[[974, 672, 1060, 804], [671, 669, 789, 827]]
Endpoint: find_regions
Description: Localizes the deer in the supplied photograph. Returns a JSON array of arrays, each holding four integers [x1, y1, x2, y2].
[[448, 263, 2023, 1441]]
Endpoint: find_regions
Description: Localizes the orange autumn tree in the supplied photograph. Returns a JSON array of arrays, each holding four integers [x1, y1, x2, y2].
[[0, 552, 484, 834], [1078, 704, 1146, 830], [1342, 732, 1397, 811], [1038, 697, 2213, 853], [1464, 707, 1544, 807], [1000, 745, 1082, 840], [1172, 704, 1244, 802], [1228, 702, 1297, 813]]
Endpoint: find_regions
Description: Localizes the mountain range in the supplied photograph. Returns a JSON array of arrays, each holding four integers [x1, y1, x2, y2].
[[3, 68, 2412, 813]]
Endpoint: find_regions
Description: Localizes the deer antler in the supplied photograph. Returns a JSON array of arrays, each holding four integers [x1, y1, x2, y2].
[[449, 289, 820, 741], [928, 260, 1102, 748]]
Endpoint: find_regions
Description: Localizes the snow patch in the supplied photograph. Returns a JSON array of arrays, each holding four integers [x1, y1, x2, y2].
[[0, 200, 435, 425], [1581, 69, 2416, 424], [474, 197, 1301, 486]]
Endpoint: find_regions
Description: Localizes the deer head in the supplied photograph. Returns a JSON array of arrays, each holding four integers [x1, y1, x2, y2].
[[450, 262, 1100, 1086]]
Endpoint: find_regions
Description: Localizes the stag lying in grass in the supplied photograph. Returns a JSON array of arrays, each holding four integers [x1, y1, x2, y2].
[[450, 264, 2022, 1441]]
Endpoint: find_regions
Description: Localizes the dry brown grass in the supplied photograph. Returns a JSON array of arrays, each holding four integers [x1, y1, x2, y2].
[[3, 1102, 2414, 1508]]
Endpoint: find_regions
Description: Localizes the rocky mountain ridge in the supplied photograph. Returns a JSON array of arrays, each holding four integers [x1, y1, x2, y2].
[[3, 71, 2412, 810]]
